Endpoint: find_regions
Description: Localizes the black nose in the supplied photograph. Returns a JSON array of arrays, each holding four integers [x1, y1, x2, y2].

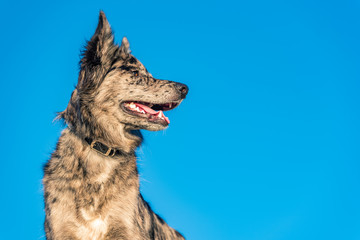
[[175, 83, 189, 98]]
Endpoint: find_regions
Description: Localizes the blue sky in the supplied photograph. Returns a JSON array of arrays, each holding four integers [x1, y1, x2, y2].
[[0, 0, 359, 239]]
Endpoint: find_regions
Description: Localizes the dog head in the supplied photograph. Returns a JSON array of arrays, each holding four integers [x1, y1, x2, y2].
[[60, 11, 188, 146]]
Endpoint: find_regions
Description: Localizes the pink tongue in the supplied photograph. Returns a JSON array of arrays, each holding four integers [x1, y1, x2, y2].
[[134, 103, 158, 114], [134, 103, 170, 124]]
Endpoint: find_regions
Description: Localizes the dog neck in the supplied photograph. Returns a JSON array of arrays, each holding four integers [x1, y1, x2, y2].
[[67, 125, 142, 155], [56, 128, 139, 186]]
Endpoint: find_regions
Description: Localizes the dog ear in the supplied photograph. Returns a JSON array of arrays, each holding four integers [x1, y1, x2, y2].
[[81, 11, 115, 69], [78, 11, 119, 96], [119, 37, 131, 58]]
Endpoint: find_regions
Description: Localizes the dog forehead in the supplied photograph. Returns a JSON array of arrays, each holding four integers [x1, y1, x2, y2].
[[107, 58, 149, 77], [125, 55, 148, 72]]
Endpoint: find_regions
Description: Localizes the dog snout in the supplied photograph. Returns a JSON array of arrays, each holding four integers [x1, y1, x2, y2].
[[175, 83, 189, 99]]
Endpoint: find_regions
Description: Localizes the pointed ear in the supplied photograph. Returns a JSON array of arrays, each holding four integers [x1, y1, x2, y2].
[[81, 11, 115, 68], [119, 37, 131, 58]]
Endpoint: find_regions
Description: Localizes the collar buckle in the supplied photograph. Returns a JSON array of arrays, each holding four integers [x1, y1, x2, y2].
[[90, 139, 113, 157]]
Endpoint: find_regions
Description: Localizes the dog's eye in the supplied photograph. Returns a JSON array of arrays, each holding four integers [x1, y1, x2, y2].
[[133, 71, 139, 77]]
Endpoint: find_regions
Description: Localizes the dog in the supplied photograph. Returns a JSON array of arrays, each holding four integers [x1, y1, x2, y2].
[[43, 11, 188, 240]]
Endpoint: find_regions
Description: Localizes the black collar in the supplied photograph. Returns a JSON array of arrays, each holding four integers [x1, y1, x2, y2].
[[84, 137, 130, 158]]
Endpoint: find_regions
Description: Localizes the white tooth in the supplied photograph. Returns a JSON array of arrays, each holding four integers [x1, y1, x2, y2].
[[168, 103, 172, 108]]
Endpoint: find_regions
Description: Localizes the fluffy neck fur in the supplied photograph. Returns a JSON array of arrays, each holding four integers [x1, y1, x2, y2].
[[59, 88, 143, 153]]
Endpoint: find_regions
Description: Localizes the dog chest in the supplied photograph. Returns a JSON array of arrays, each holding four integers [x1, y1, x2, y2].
[[76, 208, 107, 239]]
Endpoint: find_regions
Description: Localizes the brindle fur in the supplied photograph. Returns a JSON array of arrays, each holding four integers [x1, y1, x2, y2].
[[43, 11, 187, 240]]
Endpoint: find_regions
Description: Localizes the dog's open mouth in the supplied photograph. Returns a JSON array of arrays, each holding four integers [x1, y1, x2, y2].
[[121, 101, 180, 126]]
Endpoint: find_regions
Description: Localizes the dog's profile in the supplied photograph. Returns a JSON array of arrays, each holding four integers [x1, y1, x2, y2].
[[43, 11, 188, 240]]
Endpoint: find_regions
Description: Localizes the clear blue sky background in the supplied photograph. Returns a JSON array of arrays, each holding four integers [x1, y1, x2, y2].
[[0, 0, 359, 239]]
